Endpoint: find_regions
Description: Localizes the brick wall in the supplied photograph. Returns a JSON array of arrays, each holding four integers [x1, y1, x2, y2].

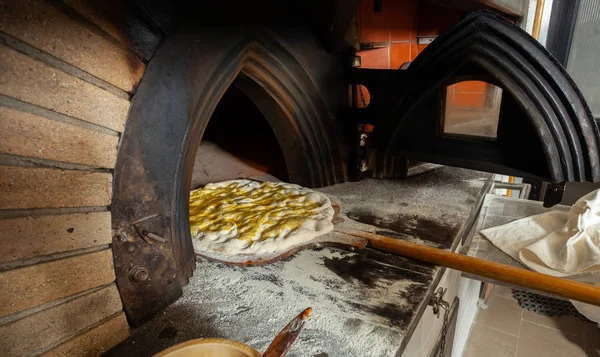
[[0, 1, 158, 356]]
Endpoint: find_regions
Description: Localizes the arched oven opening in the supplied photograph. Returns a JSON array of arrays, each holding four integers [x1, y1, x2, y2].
[[192, 79, 290, 187]]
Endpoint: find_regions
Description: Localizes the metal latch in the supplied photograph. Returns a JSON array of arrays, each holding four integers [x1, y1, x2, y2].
[[429, 287, 449, 317]]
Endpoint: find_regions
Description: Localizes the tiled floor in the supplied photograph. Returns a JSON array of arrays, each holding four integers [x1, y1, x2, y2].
[[463, 285, 600, 357]]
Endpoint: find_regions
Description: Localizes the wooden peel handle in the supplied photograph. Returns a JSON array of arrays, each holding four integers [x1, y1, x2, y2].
[[335, 228, 600, 306]]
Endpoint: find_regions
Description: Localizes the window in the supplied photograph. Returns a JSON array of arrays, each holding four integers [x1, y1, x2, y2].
[[443, 81, 503, 139]]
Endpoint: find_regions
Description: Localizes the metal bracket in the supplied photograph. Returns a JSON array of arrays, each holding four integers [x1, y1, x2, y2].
[[359, 42, 389, 50], [349, 54, 361, 68], [543, 182, 566, 208], [133, 214, 167, 245], [417, 35, 437, 45]]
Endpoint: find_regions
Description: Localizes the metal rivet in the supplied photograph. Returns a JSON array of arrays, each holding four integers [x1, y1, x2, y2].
[[130, 266, 149, 282]]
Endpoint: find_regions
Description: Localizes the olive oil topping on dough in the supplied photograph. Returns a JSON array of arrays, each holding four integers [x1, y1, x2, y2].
[[189, 181, 323, 245]]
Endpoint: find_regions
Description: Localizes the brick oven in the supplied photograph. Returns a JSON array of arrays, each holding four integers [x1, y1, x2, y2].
[[1, 0, 598, 356], [0, 1, 356, 354]]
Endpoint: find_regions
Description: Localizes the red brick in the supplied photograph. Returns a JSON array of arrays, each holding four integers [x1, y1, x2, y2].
[[410, 42, 419, 61], [390, 42, 412, 69], [358, 0, 390, 42], [358, 47, 389, 69], [418, 2, 461, 36], [452, 93, 486, 107], [455, 80, 488, 93], [389, 0, 418, 42]]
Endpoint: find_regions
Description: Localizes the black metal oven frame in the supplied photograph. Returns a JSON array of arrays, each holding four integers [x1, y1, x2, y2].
[[345, 11, 600, 193], [109, 5, 599, 326]]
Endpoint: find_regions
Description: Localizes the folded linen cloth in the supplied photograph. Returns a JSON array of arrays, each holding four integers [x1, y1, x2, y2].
[[481, 189, 600, 323]]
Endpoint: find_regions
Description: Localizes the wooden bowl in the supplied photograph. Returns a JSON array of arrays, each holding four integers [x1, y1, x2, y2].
[[153, 338, 262, 357]]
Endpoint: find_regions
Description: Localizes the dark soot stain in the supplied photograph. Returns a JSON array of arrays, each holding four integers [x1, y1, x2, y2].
[[323, 249, 434, 329], [253, 273, 284, 288], [157, 326, 178, 339], [374, 282, 430, 330], [347, 211, 459, 249], [323, 250, 433, 287], [349, 302, 414, 330]]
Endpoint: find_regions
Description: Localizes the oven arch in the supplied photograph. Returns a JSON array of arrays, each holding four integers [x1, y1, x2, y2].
[[344, 10, 600, 186], [111, 28, 345, 325]]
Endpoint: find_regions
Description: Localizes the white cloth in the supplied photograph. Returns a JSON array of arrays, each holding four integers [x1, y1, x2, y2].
[[481, 189, 600, 323]]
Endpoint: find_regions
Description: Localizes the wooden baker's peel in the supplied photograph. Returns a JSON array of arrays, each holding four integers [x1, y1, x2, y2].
[[195, 201, 600, 306], [335, 226, 600, 307]]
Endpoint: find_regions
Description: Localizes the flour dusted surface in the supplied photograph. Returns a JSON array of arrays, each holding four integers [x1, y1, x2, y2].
[[189, 179, 334, 256], [114, 248, 431, 357], [106, 168, 489, 357]]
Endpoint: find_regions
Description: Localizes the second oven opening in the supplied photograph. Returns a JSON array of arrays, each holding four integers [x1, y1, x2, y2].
[[191, 80, 290, 189]]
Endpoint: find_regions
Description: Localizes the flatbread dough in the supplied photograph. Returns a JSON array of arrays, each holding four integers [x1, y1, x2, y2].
[[189, 179, 334, 256]]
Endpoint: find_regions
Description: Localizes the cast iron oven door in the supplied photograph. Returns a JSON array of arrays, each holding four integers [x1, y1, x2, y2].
[[346, 10, 600, 199], [111, 27, 345, 326]]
